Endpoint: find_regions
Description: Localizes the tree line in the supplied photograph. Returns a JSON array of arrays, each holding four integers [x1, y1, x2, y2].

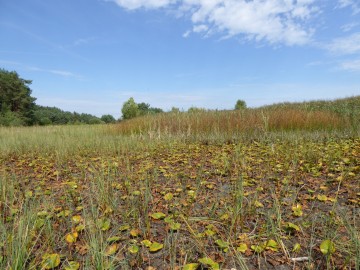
[[0, 68, 247, 126], [0, 68, 117, 126]]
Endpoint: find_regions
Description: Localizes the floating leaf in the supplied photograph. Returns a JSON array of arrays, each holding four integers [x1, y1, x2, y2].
[[254, 200, 264, 208], [141, 239, 152, 247], [317, 194, 328, 202], [265, 239, 278, 252], [237, 243, 248, 253], [133, 190, 141, 196], [57, 210, 71, 218], [64, 261, 80, 270], [105, 243, 118, 256], [128, 245, 139, 254], [183, 263, 199, 270], [150, 212, 166, 220], [65, 232, 78, 243], [149, 242, 163, 252], [198, 257, 219, 270], [320, 239, 335, 255], [292, 204, 303, 217], [130, 229, 141, 237], [75, 206, 83, 211], [41, 253, 61, 269], [72, 215, 82, 224], [285, 222, 300, 232], [251, 244, 264, 253], [164, 193, 173, 201], [119, 225, 130, 231]]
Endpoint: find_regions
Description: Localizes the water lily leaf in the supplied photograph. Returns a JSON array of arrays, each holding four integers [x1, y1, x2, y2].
[[251, 244, 264, 253], [265, 239, 278, 251], [254, 200, 264, 208], [198, 257, 219, 270], [286, 222, 300, 232], [75, 206, 83, 211], [150, 212, 166, 220], [320, 239, 335, 255], [183, 263, 199, 270], [72, 215, 82, 224], [119, 225, 130, 231], [164, 193, 173, 201], [141, 239, 152, 247], [317, 194, 328, 201], [133, 190, 141, 196], [149, 242, 163, 252], [41, 253, 61, 269], [65, 232, 78, 243], [64, 261, 80, 270], [237, 243, 248, 253], [57, 210, 71, 218], [105, 243, 118, 256], [128, 245, 139, 254], [292, 204, 303, 217], [130, 229, 141, 237]]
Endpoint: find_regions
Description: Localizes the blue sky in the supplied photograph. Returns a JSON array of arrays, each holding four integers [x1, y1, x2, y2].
[[1, 0, 360, 118]]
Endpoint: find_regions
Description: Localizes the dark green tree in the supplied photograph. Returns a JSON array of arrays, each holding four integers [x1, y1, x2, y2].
[[235, 99, 247, 110], [0, 68, 36, 125], [101, 114, 116, 123]]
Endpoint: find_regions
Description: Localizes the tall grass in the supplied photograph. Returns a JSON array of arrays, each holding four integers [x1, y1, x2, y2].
[[111, 107, 356, 139]]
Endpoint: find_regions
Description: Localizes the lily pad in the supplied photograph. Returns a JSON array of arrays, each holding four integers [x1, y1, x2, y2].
[[320, 239, 335, 255], [149, 241, 163, 252], [41, 253, 61, 269]]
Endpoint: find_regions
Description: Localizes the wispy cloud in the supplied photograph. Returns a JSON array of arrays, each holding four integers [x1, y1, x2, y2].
[[327, 32, 360, 55], [109, 0, 318, 46], [337, 0, 360, 14], [0, 59, 82, 79], [339, 59, 360, 72], [341, 22, 359, 32], [111, 0, 175, 10]]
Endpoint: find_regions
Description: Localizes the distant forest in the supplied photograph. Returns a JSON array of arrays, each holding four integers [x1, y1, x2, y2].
[[0, 68, 116, 126]]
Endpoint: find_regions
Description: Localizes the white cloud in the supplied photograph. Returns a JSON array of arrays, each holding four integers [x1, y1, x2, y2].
[[337, 0, 360, 14], [110, 0, 317, 46], [341, 22, 359, 32], [111, 0, 175, 10], [339, 59, 360, 71], [193, 24, 208, 33], [328, 32, 360, 55], [182, 30, 191, 38]]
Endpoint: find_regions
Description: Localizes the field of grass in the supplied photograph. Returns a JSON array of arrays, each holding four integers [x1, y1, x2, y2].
[[0, 97, 359, 270]]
